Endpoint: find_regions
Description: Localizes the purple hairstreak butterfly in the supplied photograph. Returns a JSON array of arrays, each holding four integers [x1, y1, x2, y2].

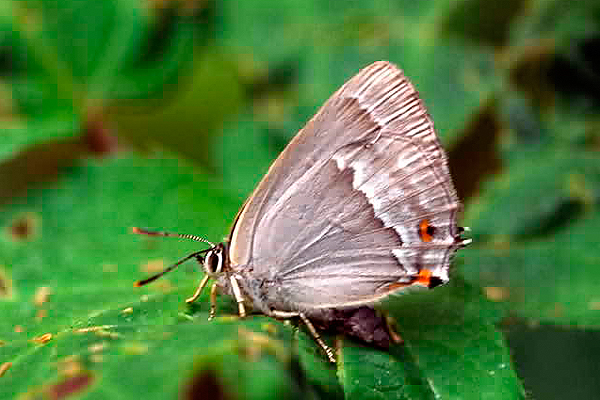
[[134, 61, 470, 362]]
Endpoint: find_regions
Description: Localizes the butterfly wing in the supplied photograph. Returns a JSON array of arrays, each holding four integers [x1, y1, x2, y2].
[[228, 61, 463, 311]]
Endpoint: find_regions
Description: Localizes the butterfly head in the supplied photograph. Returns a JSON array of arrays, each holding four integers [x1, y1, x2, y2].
[[201, 243, 227, 279], [131, 227, 227, 288]]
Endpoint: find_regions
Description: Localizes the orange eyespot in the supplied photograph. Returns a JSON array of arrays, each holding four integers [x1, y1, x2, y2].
[[419, 219, 435, 242], [415, 268, 433, 286]]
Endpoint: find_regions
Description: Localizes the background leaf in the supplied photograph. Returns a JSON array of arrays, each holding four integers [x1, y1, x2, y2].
[[2, 0, 600, 398]]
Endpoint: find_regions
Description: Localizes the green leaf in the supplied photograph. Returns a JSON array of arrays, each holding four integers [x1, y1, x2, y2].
[[0, 1, 204, 162], [378, 279, 522, 400], [462, 152, 600, 326], [0, 154, 523, 398]]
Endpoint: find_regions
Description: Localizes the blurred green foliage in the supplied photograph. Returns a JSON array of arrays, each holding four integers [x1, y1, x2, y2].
[[1, 0, 599, 399]]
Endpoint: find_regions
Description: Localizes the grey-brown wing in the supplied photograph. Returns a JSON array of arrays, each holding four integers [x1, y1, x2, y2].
[[228, 61, 462, 309]]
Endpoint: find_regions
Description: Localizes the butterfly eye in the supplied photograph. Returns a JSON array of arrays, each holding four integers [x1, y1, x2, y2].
[[203, 249, 223, 275]]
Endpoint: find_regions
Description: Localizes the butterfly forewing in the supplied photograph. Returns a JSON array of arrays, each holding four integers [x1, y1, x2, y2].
[[228, 61, 462, 311]]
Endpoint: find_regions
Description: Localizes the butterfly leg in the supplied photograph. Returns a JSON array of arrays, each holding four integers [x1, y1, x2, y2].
[[185, 274, 210, 304], [271, 310, 336, 363], [230, 275, 247, 318], [209, 282, 219, 320], [384, 313, 403, 344]]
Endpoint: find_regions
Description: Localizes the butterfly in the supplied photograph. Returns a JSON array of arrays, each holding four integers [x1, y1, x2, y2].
[[134, 61, 470, 362]]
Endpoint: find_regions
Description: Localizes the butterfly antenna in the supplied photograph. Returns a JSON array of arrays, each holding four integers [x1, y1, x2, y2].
[[132, 227, 215, 247], [131, 227, 215, 287], [134, 250, 209, 287]]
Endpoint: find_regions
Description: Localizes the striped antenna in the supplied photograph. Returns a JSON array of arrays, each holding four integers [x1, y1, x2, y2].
[[132, 227, 215, 287], [132, 227, 215, 247]]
